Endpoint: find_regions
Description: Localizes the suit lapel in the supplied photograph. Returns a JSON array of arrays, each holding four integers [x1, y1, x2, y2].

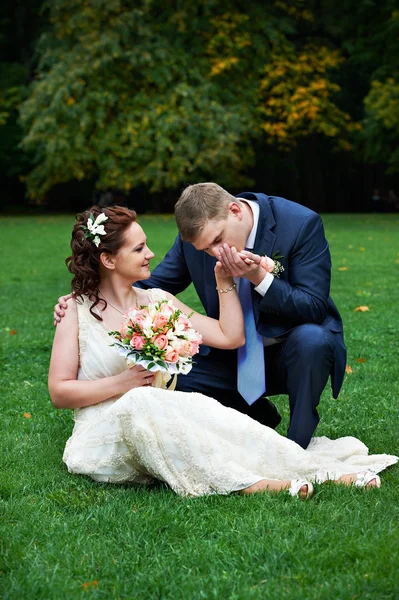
[[254, 226, 276, 259]]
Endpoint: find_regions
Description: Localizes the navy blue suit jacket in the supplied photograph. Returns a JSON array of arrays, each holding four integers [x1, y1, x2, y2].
[[139, 193, 346, 398]]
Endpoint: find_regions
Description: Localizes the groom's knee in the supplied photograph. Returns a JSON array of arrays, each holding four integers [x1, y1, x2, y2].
[[286, 324, 335, 365]]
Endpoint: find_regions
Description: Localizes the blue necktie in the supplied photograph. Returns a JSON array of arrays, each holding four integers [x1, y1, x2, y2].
[[237, 275, 266, 405]]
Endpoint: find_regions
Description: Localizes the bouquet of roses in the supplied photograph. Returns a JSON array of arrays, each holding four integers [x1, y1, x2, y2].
[[109, 295, 202, 389]]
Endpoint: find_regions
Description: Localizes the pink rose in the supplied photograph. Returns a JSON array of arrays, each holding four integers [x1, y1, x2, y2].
[[189, 342, 199, 356], [176, 341, 188, 357], [164, 346, 179, 363], [130, 334, 145, 351], [176, 340, 192, 357], [177, 340, 200, 357], [160, 303, 174, 317], [153, 334, 168, 350], [153, 313, 170, 332], [120, 322, 130, 338], [132, 309, 150, 330], [177, 315, 191, 330]]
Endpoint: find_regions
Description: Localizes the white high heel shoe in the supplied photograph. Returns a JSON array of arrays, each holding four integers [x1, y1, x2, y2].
[[289, 479, 314, 499], [353, 471, 381, 489]]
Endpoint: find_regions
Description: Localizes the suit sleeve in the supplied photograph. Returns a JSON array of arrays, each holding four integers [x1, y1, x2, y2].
[[258, 214, 331, 324], [136, 235, 192, 295]]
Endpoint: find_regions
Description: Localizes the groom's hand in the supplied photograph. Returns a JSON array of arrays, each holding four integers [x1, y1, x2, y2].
[[216, 244, 269, 286], [54, 294, 72, 325]]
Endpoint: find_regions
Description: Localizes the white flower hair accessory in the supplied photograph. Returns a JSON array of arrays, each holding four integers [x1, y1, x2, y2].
[[81, 212, 108, 247]]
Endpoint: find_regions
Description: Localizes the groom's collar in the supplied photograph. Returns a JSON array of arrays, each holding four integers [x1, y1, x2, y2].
[[240, 198, 259, 249], [236, 192, 276, 258], [236, 192, 276, 230]]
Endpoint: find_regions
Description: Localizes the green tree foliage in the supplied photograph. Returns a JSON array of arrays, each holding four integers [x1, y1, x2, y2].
[[0, 64, 26, 127], [364, 79, 399, 172], [361, 6, 399, 172], [20, 0, 361, 200], [315, 0, 399, 169]]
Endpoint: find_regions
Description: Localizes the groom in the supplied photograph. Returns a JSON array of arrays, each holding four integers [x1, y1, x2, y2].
[[138, 183, 346, 449]]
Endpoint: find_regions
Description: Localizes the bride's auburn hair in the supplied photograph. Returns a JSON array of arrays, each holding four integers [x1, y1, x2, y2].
[[66, 205, 137, 320]]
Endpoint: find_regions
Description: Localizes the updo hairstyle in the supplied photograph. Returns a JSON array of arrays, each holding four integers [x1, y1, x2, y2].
[[66, 205, 137, 320]]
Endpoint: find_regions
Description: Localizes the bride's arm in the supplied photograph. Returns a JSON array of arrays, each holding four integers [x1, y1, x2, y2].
[[163, 263, 245, 350], [48, 298, 154, 409]]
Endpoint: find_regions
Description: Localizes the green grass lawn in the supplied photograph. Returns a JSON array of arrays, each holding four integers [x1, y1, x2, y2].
[[1, 213, 398, 599]]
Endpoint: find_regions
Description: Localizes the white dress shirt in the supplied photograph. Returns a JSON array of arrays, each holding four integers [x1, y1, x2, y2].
[[238, 199, 274, 296]]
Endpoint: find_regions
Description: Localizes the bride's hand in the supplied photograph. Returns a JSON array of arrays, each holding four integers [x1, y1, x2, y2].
[[239, 251, 275, 273], [115, 365, 155, 393], [214, 261, 235, 288]]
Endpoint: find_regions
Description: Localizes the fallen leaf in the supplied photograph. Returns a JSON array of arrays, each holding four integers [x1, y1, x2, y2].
[[356, 358, 367, 363], [345, 365, 353, 374], [23, 412, 32, 419], [132, 505, 137, 513], [82, 581, 98, 591], [354, 306, 370, 312], [338, 267, 349, 271], [9, 329, 17, 335]]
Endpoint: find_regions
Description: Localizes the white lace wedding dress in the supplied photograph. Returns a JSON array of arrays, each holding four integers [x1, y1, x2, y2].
[[63, 292, 398, 496]]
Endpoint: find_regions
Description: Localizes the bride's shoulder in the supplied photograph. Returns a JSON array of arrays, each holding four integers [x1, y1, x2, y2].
[[69, 294, 89, 308], [66, 296, 78, 311], [68, 294, 92, 316]]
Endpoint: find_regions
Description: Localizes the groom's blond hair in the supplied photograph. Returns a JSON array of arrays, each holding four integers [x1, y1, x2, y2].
[[175, 183, 240, 241]]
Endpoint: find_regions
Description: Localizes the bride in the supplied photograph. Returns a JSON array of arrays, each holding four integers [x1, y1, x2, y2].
[[49, 205, 397, 499]]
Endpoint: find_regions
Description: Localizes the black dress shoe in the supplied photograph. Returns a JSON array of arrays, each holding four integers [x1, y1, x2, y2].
[[248, 397, 282, 429]]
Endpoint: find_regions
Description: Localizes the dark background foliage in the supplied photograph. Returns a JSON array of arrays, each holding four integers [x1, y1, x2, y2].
[[1, 0, 398, 213]]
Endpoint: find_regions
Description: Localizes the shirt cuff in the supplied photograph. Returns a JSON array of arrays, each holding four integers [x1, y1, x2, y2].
[[254, 271, 274, 296]]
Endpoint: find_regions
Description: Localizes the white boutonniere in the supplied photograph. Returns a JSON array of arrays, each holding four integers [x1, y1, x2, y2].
[[258, 250, 284, 278], [271, 251, 284, 278]]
